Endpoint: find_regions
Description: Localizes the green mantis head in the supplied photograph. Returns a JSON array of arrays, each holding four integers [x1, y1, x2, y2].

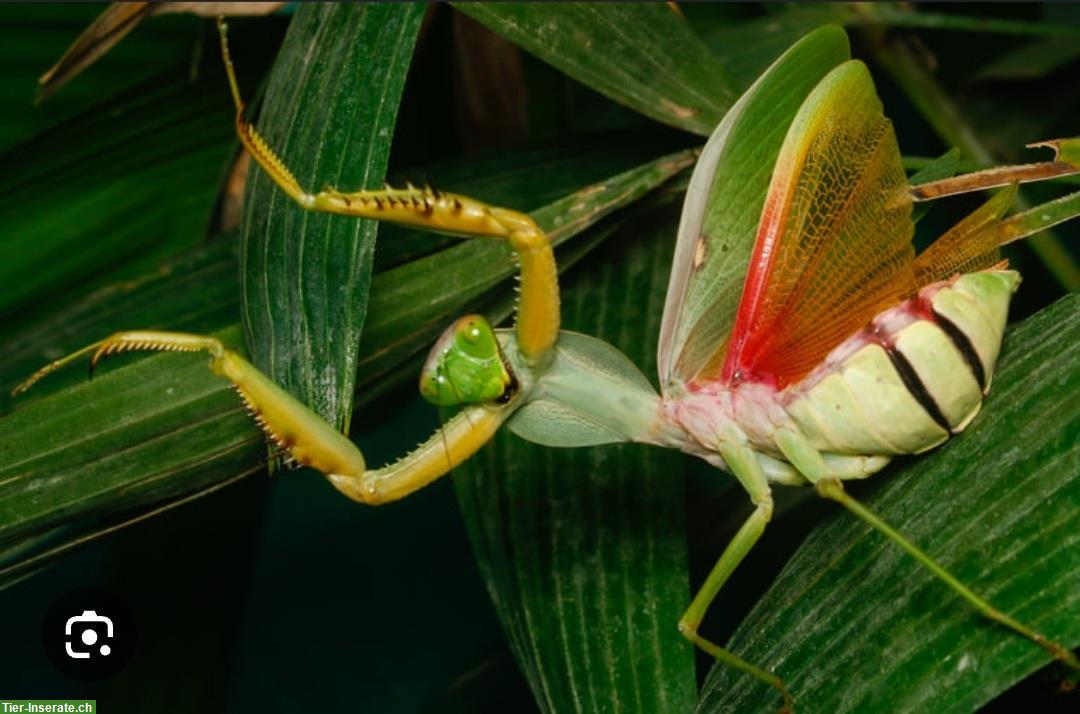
[[420, 315, 515, 407]]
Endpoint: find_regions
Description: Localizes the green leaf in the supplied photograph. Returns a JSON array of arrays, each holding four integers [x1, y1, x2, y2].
[[0, 4, 200, 151], [240, 3, 425, 432], [0, 327, 264, 570], [975, 36, 1080, 80], [908, 149, 961, 187], [455, 3, 737, 135], [696, 5, 1080, 90], [0, 61, 239, 325], [698, 292, 1080, 713], [453, 202, 696, 714], [0, 239, 240, 403], [866, 5, 1080, 38]]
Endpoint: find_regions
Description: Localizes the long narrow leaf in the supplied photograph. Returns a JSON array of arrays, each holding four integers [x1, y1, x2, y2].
[[0, 61, 242, 325], [240, 3, 425, 431], [456, 3, 736, 136]]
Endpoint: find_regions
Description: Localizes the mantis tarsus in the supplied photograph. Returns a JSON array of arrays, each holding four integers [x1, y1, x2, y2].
[[13, 21, 1080, 708]]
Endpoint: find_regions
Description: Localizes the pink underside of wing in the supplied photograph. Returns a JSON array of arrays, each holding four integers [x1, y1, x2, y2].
[[778, 278, 951, 398], [679, 146, 796, 394], [688, 62, 918, 393], [667, 277, 964, 456], [715, 169, 790, 390]]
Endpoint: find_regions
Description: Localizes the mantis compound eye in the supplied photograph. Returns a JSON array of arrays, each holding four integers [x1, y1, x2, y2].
[[419, 315, 516, 407]]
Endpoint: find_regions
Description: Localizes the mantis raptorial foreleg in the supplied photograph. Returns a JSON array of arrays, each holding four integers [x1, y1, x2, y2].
[[13, 331, 515, 504], [217, 17, 559, 363], [679, 430, 793, 710], [774, 427, 1080, 673], [14, 20, 565, 504]]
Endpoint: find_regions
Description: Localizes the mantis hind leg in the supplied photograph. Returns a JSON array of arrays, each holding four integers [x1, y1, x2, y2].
[[14, 331, 513, 505], [775, 427, 1080, 674], [680, 433, 794, 711]]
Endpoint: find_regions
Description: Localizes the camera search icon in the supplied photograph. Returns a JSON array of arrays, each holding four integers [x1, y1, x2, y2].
[[64, 609, 114, 659], [44, 589, 135, 681]]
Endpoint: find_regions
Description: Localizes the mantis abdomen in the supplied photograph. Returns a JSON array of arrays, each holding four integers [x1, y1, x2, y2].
[[785, 270, 1019, 458]]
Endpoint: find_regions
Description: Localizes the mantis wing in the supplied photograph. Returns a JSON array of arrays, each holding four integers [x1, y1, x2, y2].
[[657, 26, 850, 393], [912, 185, 1017, 285], [714, 61, 916, 390]]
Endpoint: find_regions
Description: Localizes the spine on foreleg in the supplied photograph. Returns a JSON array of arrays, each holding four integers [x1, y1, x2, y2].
[[783, 270, 1020, 457]]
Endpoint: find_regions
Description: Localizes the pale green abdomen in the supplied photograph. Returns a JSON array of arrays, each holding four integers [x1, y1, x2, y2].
[[784, 270, 1020, 456]]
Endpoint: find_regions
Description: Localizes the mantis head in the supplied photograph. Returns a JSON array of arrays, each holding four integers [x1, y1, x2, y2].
[[420, 315, 516, 407]]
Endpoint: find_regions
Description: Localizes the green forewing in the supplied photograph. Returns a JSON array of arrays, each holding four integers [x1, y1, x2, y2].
[[657, 26, 850, 391]]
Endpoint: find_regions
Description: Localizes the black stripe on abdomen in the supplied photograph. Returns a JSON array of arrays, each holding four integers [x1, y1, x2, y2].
[[932, 310, 987, 392], [885, 346, 953, 434]]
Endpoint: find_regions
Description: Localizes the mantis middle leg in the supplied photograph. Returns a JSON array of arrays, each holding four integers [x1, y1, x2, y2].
[[679, 429, 793, 710]]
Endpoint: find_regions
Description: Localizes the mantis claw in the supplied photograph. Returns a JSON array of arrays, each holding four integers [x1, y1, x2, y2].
[[15, 22, 564, 509], [16, 329, 521, 506], [216, 18, 561, 363]]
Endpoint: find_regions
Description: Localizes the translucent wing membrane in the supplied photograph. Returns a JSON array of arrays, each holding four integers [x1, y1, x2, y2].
[[716, 62, 915, 389], [913, 185, 1016, 285], [658, 27, 851, 391]]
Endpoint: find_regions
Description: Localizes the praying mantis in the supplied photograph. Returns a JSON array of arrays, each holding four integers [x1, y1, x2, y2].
[[13, 19, 1080, 710]]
